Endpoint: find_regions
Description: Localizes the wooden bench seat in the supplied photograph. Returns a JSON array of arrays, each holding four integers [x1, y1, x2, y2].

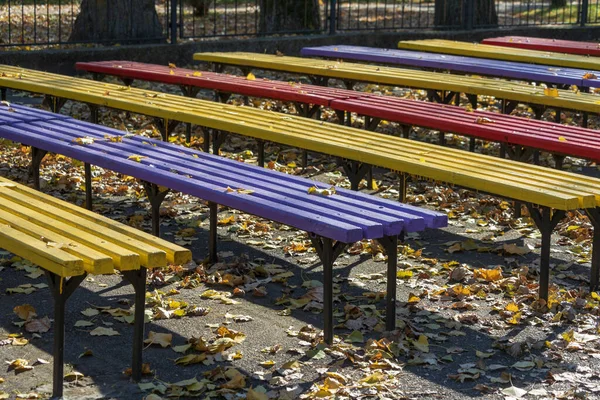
[[1, 68, 600, 301], [191, 52, 600, 127], [0, 176, 191, 398], [301, 44, 600, 89], [397, 39, 600, 70], [482, 36, 600, 57], [0, 103, 447, 351], [75, 60, 600, 168]]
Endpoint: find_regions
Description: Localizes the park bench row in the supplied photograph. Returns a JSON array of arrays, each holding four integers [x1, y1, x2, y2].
[[191, 51, 600, 127], [0, 68, 598, 302], [397, 39, 600, 71], [482, 36, 600, 58], [77, 60, 600, 171], [0, 172, 190, 398], [301, 44, 600, 89]]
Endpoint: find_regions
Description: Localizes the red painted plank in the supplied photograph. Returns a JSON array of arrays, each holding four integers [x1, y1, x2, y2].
[[483, 36, 600, 57]]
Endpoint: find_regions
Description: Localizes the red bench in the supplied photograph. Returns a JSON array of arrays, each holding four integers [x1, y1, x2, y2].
[[482, 36, 600, 57], [76, 60, 600, 170]]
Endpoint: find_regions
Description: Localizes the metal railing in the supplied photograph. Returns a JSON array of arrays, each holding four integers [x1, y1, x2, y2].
[[0, 0, 597, 48]]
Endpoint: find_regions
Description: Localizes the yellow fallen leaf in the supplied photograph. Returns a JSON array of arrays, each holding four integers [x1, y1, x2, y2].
[[558, 136, 567, 142], [413, 335, 429, 353], [544, 87, 559, 97], [6, 359, 33, 372], [307, 186, 337, 196], [473, 267, 503, 282], [127, 155, 147, 162], [218, 215, 236, 225], [246, 72, 256, 81], [583, 72, 597, 79], [505, 302, 520, 312], [168, 63, 176, 69], [193, 71, 202, 77], [475, 116, 495, 124]]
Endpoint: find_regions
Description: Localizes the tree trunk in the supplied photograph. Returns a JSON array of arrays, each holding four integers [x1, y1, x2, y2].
[[434, 0, 498, 28], [259, 0, 321, 34], [69, 0, 163, 43]]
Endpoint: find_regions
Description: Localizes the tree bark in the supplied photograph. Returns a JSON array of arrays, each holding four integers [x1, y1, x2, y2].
[[69, 0, 163, 43], [434, 0, 498, 28], [259, 0, 321, 34]]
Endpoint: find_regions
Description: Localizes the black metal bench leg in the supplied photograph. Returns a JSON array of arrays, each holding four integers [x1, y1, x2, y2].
[[208, 202, 218, 264], [377, 235, 399, 331], [31, 147, 48, 190], [341, 160, 370, 191], [1, 88, 6, 101], [527, 205, 565, 301], [585, 208, 600, 291], [469, 137, 476, 152], [310, 236, 347, 345], [84, 163, 93, 210], [582, 112, 589, 128], [45, 271, 87, 399], [142, 182, 170, 237], [202, 128, 210, 153], [257, 140, 265, 167], [122, 267, 147, 382], [398, 172, 408, 203]]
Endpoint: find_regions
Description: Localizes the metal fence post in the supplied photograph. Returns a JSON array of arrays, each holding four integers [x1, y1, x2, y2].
[[581, 0, 589, 26], [329, 0, 337, 35], [170, 0, 177, 44], [462, 0, 474, 30]]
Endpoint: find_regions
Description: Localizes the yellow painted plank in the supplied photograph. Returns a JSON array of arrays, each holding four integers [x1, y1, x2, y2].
[[0, 210, 114, 274], [2, 178, 191, 266], [189, 54, 600, 113], [0, 191, 141, 270], [397, 39, 600, 70], [0, 224, 84, 277], [0, 189, 166, 268]]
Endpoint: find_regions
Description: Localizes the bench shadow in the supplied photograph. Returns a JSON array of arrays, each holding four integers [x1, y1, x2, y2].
[[0, 185, 582, 398]]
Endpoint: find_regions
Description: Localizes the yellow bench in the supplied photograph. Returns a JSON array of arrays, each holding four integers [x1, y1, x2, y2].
[[191, 52, 600, 124], [397, 39, 600, 71], [0, 177, 191, 398], [1, 66, 600, 302]]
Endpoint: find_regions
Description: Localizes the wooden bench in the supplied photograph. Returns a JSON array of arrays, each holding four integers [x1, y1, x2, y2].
[[1, 68, 600, 301], [0, 103, 447, 349], [301, 44, 600, 89], [0, 175, 191, 398], [191, 52, 600, 127], [76, 60, 600, 170], [397, 39, 600, 71], [482, 36, 600, 57]]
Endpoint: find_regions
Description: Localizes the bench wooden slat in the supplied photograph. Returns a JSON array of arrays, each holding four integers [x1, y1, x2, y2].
[[0, 224, 84, 277], [0, 189, 167, 268], [2, 177, 191, 265], [0, 190, 143, 270], [301, 45, 600, 88], [189, 53, 600, 114], [0, 210, 114, 274], [397, 39, 600, 70], [482, 36, 600, 57]]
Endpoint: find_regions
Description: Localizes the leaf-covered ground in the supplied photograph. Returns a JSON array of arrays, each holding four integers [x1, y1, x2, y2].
[[0, 68, 600, 400]]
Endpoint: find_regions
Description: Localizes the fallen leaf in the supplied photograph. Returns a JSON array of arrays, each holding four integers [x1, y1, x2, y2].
[[90, 327, 120, 336], [24, 316, 51, 333], [13, 304, 36, 320], [144, 331, 172, 348], [128, 155, 148, 162], [246, 72, 256, 81], [501, 385, 527, 398]]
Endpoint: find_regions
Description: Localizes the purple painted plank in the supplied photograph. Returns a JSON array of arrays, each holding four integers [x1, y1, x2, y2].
[[42, 115, 445, 231], [30, 118, 398, 237], [302, 45, 600, 88], [0, 104, 69, 125]]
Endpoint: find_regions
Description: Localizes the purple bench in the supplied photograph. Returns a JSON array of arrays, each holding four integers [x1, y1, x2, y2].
[[0, 103, 447, 344], [301, 45, 600, 89]]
